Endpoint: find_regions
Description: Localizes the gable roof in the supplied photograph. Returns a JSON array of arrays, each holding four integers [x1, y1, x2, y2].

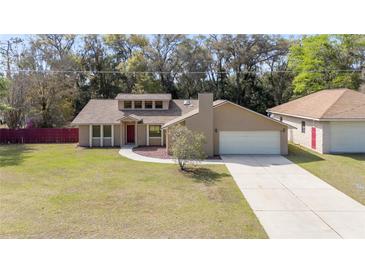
[[118, 114, 142, 122], [115, 93, 172, 100], [162, 100, 290, 129], [161, 100, 224, 128], [268, 89, 365, 120], [71, 99, 198, 125]]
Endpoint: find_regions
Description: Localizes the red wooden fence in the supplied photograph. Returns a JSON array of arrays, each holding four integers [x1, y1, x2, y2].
[[0, 128, 79, 144]]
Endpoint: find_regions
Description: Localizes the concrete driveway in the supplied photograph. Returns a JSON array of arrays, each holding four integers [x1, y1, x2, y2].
[[222, 155, 365, 239]]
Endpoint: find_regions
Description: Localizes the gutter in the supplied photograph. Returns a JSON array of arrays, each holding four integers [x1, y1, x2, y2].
[[267, 111, 365, 122]]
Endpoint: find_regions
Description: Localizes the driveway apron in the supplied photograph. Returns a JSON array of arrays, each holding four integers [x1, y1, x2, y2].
[[222, 155, 365, 239]]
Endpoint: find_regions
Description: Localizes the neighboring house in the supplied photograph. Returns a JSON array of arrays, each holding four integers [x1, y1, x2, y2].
[[72, 93, 289, 156], [267, 88, 365, 154]]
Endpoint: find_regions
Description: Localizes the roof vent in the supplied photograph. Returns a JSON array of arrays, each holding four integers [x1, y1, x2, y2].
[[183, 99, 191, 105]]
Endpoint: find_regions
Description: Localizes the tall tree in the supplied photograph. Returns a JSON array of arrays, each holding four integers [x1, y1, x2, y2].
[[0, 38, 28, 128], [205, 35, 229, 100], [145, 34, 185, 98], [175, 36, 211, 98], [118, 51, 161, 93], [219, 35, 288, 111], [104, 34, 148, 63], [0, 76, 10, 113], [288, 34, 365, 95], [0, 35, 79, 128], [16, 38, 76, 127], [261, 38, 294, 106], [79, 35, 125, 103]]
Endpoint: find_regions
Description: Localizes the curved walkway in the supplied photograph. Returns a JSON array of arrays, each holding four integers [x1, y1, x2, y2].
[[119, 146, 224, 165]]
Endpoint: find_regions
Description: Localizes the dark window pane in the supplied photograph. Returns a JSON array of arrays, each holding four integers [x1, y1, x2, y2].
[[92, 125, 101, 137], [145, 101, 152, 109], [134, 101, 142, 109], [155, 101, 163, 109], [149, 125, 161, 137], [124, 101, 132, 108], [301, 121, 305, 133], [104, 125, 112, 137]]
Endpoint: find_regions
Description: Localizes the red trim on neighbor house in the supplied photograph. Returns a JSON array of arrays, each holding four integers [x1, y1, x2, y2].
[[311, 127, 316, 150]]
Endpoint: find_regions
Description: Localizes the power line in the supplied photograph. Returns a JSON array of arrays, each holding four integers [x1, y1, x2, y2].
[[0, 68, 363, 74]]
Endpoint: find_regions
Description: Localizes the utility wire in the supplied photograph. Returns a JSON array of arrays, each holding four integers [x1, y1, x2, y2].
[[0, 68, 363, 74]]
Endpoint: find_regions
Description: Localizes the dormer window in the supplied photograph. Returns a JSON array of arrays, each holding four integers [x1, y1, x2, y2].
[[116, 94, 171, 111], [134, 101, 142, 109], [124, 101, 132, 109], [145, 101, 153, 109], [155, 101, 163, 109]]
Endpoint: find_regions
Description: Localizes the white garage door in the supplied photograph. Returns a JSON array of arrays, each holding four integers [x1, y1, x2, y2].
[[330, 122, 365, 153], [219, 131, 281, 154]]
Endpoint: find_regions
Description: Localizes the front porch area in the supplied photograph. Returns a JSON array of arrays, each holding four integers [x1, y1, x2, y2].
[[119, 117, 166, 148], [84, 119, 166, 148]]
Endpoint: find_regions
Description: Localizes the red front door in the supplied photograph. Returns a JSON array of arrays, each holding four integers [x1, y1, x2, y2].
[[311, 127, 316, 150], [127, 125, 135, 143]]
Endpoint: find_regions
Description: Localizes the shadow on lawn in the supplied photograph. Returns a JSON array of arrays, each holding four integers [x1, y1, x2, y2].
[[287, 144, 325, 164], [183, 167, 230, 185], [0, 144, 34, 167], [340, 154, 365, 162]]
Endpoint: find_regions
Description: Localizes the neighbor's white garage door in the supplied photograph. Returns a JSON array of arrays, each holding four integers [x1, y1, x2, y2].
[[330, 122, 365, 153], [219, 131, 281, 154]]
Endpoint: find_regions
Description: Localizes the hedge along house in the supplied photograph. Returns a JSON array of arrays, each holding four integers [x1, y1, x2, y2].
[[72, 93, 289, 156], [267, 89, 365, 154]]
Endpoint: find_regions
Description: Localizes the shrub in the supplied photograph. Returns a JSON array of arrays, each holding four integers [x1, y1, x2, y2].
[[169, 124, 206, 170]]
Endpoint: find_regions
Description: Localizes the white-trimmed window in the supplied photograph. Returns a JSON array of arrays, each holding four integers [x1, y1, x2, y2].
[[301, 121, 306, 133], [92, 125, 101, 138], [155, 101, 163, 109], [145, 101, 153, 109], [124, 101, 132, 109], [134, 101, 142, 109], [149, 125, 161, 138], [103, 125, 112, 138]]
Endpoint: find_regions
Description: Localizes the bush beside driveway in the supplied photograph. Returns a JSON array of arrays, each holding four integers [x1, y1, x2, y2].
[[0, 144, 267, 239]]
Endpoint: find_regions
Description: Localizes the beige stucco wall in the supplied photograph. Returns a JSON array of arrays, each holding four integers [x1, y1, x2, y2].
[[185, 94, 214, 156], [137, 124, 147, 146], [113, 124, 120, 147], [213, 104, 288, 155], [78, 125, 89, 146], [149, 138, 162, 146], [162, 101, 169, 109], [271, 114, 326, 153]]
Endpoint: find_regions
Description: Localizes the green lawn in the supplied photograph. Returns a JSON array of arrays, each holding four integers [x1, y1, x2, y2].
[[0, 144, 266, 239], [286, 144, 365, 205]]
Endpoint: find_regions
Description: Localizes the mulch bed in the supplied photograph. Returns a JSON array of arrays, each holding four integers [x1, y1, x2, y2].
[[133, 146, 172, 159], [133, 146, 221, 160]]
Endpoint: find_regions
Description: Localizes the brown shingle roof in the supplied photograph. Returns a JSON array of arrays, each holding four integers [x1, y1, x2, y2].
[[161, 100, 226, 128], [115, 93, 172, 100], [71, 99, 198, 125], [267, 89, 365, 119]]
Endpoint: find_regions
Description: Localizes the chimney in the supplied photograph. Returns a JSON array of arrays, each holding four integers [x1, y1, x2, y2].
[[197, 93, 214, 157]]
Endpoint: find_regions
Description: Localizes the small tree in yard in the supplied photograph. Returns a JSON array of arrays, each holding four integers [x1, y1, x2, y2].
[[169, 124, 206, 170]]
